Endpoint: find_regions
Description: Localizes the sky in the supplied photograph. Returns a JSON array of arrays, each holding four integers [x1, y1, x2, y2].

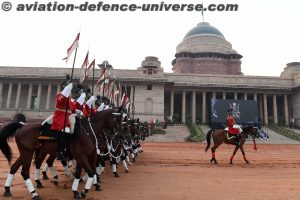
[[0, 0, 299, 76]]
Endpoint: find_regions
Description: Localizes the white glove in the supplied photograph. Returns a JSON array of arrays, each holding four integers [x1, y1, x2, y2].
[[76, 93, 86, 105], [75, 109, 83, 116], [61, 83, 73, 98], [86, 96, 96, 108]]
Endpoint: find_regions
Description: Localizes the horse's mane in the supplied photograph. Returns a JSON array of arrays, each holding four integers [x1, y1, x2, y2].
[[242, 125, 254, 133], [90, 109, 112, 123]]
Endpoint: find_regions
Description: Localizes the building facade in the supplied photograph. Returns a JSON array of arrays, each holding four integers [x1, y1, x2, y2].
[[0, 22, 300, 126]]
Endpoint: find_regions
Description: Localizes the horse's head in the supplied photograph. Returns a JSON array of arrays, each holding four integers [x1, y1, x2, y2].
[[242, 125, 259, 138]]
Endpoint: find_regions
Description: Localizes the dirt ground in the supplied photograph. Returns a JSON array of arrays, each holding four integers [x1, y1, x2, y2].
[[1, 142, 300, 200]]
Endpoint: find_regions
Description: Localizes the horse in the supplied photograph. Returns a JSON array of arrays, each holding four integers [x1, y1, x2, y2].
[[205, 125, 259, 164], [0, 109, 121, 200]]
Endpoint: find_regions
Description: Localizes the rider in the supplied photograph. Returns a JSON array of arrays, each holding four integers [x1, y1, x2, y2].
[[226, 108, 242, 146], [83, 96, 96, 118]]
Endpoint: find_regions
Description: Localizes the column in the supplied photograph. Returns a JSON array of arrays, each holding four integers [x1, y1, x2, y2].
[[259, 95, 263, 123], [27, 83, 33, 109], [234, 92, 237, 100], [244, 93, 248, 100], [15, 82, 22, 108], [222, 92, 226, 100], [254, 93, 257, 101], [6, 82, 12, 108], [263, 94, 268, 125], [36, 83, 42, 110], [56, 84, 61, 94], [212, 91, 216, 99], [182, 91, 186, 123], [202, 91, 206, 124], [0, 82, 3, 108], [284, 94, 289, 125], [273, 95, 278, 124], [46, 83, 52, 110], [192, 91, 196, 123], [170, 90, 174, 117], [130, 85, 134, 101]]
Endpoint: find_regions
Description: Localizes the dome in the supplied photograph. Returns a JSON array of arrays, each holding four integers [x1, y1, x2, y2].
[[176, 22, 237, 55], [184, 22, 225, 39]]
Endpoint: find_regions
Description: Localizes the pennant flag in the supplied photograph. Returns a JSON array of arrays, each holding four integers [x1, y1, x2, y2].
[[63, 33, 80, 63], [114, 84, 120, 102], [96, 68, 106, 85], [88, 59, 95, 71], [98, 82, 105, 93], [121, 88, 128, 106], [79, 51, 89, 83]]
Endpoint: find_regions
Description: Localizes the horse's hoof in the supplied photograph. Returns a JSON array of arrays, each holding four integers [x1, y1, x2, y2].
[[42, 172, 49, 180], [113, 172, 120, 177], [73, 191, 81, 200], [94, 184, 101, 191], [125, 169, 129, 173], [36, 180, 43, 188], [245, 160, 250, 164], [229, 160, 233, 165], [81, 192, 86, 199], [53, 180, 58, 186], [3, 191, 12, 197], [132, 158, 136, 163], [32, 195, 42, 200]]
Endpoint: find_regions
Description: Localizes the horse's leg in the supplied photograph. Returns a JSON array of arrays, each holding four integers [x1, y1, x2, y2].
[[3, 157, 22, 197], [240, 145, 250, 164], [210, 143, 221, 164], [61, 158, 73, 179], [21, 151, 41, 200], [72, 164, 82, 200], [229, 146, 240, 164], [125, 150, 132, 166], [130, 148, 135, 162], [42, 161, 49, 180], [121, 150, 129, 173], [34, 150, 48, 188], [46, 153, 59, 186], [111, 157, 119, 177], [80, 158, 97, 199]]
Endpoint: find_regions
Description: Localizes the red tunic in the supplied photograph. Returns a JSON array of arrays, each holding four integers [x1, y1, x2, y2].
[[51, 93, 73, 132], [83, 103, 96, 118], [227, 115, 239, 134]]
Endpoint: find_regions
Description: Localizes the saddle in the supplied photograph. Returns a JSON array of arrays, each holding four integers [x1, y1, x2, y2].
[[39, 123, 60, 140]]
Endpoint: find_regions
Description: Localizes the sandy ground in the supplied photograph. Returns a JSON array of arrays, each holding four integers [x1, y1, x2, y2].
[[1, 142, 300, 200]]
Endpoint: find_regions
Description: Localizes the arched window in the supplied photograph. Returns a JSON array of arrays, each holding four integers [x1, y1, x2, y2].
[[145, 98, 153, 114]]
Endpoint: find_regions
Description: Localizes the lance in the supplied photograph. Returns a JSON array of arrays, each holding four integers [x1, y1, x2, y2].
[[132, 85, 135, 119], [91, 59, 95, 113]]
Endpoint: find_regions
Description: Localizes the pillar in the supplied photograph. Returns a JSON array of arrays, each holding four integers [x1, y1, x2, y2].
[[27, 83, 33, 109], [182, 91, 186, 123], [56, 84, 61, 94], [259, 95, 263, 123], [46, 83, 52, 110], [263, 94, 268, 125], [284, 94, 289, 125], [212, 91, 216, 99], [244, 93, 248, 100], [170, 89, 174, 117], [234, 92, 237, 100], [36, 83, 42, 110], [273, 94, 278, 124], [254, 93, 257, 101], [202, 91, 206, 124], [15, 82, 22, 108], [222, 92, 226, 100], [6, 82, 12, 108], [192, 91, 196, 123]]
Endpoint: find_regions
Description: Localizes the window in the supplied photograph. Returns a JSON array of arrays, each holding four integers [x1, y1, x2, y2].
[[147, 85, 152, 90], [148, 69, 153, 75], [31, 96, 37, 110]]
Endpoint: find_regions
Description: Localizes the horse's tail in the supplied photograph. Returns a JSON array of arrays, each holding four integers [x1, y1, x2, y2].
[[205, 130, 214, 152], [0, 121, 25, 163]]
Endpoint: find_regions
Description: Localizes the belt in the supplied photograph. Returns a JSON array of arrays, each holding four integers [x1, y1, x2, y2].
[[56, 108, 72, 114]]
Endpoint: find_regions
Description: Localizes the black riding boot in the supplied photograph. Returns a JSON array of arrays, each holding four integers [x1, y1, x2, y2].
[[235, 134, 241, 147], [57, 133, 67, 160]]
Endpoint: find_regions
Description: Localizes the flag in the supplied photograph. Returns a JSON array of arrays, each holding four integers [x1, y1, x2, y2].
[[96, 68, 106, 85], [98, 82, 104, 93], [79, 51, 89, 83], [62, 33, 80, 63], [114, 83, 120, 102], [88, 59, 95, 72], [121, 88, 128, 106]]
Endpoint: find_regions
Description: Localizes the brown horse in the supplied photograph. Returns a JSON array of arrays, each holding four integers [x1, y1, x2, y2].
[[205, 125, 259, 164], [0, 109, 121, 200]]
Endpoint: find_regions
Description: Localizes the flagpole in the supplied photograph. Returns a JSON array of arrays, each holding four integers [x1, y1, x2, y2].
[[132, 85, 135, 119], [63, 47, 78, 134], [102, 61, 106, 98]]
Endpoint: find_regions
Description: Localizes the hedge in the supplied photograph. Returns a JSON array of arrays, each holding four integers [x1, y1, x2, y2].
[[268, 124, 300, 141], [186, 122, 206, 142]]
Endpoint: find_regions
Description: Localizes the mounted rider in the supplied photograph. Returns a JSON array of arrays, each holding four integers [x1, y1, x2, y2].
[[225, 108, 243, 146]]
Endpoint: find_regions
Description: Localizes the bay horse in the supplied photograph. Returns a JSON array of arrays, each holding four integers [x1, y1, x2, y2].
[[205, 125, 259, 164], [0, 109, 121, 200]]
